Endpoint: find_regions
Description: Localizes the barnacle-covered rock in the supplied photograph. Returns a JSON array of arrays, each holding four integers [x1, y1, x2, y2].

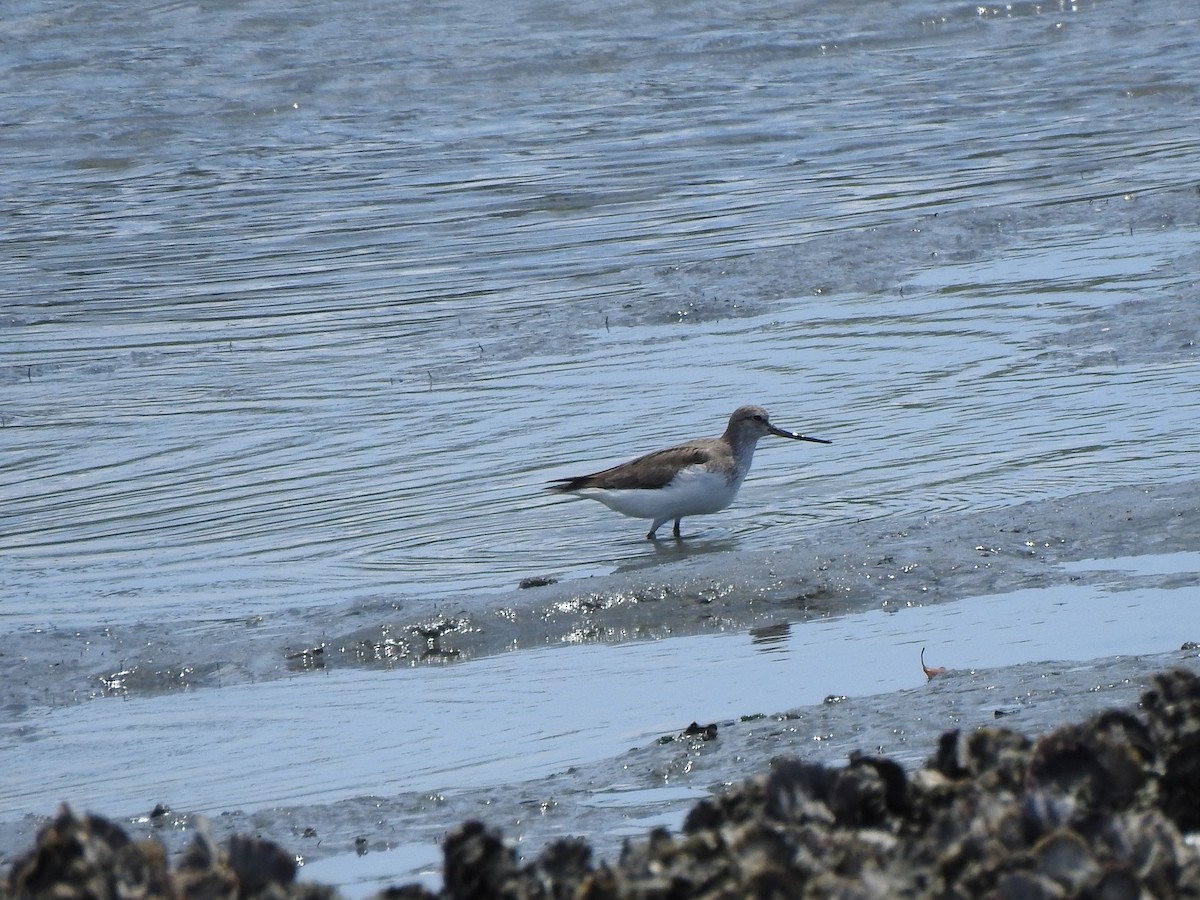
[[1025, 710, 1156, 814], [1141, 667, 1200, 832], [7, 668, 1200, 900], [3, 805, 325, 900]]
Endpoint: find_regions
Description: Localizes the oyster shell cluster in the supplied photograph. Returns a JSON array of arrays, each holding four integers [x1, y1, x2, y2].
[[7, 668, 1200, 899]]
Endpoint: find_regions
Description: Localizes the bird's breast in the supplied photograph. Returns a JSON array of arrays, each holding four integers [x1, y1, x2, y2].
[[582, 466, 741, 519]]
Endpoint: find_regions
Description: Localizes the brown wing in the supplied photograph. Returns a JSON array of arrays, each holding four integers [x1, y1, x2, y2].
[[548, 443, 715, 492]]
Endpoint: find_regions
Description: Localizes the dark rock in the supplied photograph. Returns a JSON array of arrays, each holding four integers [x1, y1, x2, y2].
[[9, 668, 1200, 900], [1026, 710, 1155, 813], [931, 726, 1031, 790], [4, 806, 310, 900], [7, 805, 136, 900], [526, 837, 590, 896], [1140, 667, 1200, 832], [227, 834, 297, 897], [442, 822, 514, 900]]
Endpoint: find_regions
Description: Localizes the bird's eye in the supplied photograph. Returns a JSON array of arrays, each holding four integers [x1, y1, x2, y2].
[[753, 414, 764, 421]]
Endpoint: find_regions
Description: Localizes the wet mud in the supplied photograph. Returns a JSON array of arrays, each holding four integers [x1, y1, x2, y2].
[[6, 477, 1197, 714], [8, 665, 1200, 898], [2, 477, 1198, 890]]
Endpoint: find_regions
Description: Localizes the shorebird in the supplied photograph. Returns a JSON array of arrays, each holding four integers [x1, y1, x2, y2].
[[547, 404, 830, 539]]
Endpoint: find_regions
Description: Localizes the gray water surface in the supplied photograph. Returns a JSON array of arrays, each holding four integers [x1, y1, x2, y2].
[[3, 0, 1200, 892], [6, 0, 1199, 619]]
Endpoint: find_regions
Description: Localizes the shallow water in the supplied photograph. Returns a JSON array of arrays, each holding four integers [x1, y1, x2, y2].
[[3, 0, 1200, 891], [4, 553, 1198, 819], [5, 0, 1200, 622], [7, 215, 1199, 621]]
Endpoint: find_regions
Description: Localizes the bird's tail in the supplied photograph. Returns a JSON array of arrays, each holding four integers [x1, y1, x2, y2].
[[546, 476, 589, 493]]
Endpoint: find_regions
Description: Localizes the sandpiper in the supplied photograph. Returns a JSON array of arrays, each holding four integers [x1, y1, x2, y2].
[[548, 404, 830, 539]]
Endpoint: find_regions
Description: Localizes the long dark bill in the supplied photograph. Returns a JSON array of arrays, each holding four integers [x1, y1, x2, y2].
[[769, 424, 832, 444]]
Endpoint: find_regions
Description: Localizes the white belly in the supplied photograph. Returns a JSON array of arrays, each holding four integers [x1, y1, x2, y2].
[[579, 467, 742, 522]]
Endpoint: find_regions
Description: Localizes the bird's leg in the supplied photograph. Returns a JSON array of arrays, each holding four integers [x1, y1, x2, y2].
[[648, 515, 673, 540], [673, 518, 682, 538]]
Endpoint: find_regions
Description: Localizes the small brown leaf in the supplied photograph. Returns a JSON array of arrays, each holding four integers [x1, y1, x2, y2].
[[921, 647, 946, 680]]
